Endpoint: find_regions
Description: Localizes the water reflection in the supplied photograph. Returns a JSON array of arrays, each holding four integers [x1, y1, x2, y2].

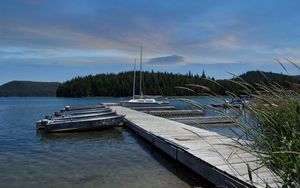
[[37, 127, 125, 142], [131, 130, 213, 188], [35, 127, 213, 188]]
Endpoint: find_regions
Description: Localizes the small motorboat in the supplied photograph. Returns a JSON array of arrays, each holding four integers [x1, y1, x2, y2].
[[37, 110, 117, 130], [48, 111, 117, 121], [41, 115, 124, 133], [36, 104, 125, 132], [55, 108, 112, 116], [223, 99, 243, 108], [62, 104, 105, 111]]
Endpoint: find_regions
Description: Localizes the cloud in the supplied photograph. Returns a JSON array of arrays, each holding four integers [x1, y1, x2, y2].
[[206, 35, 240, 49], [147, 55, 185, 66], [1, 0, 300, 82]]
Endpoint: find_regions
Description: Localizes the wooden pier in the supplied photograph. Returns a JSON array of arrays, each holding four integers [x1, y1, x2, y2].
[[168, 116, 236, 128], [146, 109, 204, 118], [109, 106, 280, 188], [131, 105, 177, 111]]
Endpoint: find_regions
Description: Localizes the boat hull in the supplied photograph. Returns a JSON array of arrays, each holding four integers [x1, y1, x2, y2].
[[63, 104, 105, 111]]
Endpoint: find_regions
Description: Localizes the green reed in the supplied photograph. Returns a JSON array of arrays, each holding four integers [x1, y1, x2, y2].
[[179, 69, 300, 187]]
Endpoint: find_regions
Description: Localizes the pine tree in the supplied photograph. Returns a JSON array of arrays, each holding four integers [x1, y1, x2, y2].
[[201, 69, 206, 78]]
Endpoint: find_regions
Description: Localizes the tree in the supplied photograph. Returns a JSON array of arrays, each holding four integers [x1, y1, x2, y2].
[[56, 70, 300, 97], [201, 69, 206, 78]]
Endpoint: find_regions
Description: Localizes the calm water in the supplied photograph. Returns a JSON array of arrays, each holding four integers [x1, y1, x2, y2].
[[0, 97, 212, 188]]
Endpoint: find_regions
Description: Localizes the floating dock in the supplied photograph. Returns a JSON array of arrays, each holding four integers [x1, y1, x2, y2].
[[109, 105, 280, 188], [168, 116, 236, 128], [146, 109, 204, 118], [131, 105, 177, 111]]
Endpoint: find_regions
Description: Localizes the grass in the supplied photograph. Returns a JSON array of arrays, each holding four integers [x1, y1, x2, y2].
[[179, 66, 300, 187], [242, 87, 300, 187]]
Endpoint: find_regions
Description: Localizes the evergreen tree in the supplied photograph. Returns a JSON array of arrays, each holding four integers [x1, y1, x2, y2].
[[201, 69, 206, 78], [56, 70, 300, 97]]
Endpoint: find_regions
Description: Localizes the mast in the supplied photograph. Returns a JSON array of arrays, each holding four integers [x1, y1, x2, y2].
[[132, 59, 136, 99], [139, 45, 144, 97]]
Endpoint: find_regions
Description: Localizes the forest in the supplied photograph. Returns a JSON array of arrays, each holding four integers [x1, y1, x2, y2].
[[56, 70, 300, 97]]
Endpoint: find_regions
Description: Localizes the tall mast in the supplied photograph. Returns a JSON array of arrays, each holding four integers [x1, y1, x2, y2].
[[132, 59, 136, 99], [139, 45, 144, 97]]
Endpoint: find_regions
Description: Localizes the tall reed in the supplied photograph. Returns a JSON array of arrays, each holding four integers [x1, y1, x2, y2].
[[179, 66, 300, 187]]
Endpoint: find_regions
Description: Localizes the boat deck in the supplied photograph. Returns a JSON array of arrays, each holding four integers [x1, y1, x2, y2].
[[110, 106, 281, 188], [48, 115, 122, 124]]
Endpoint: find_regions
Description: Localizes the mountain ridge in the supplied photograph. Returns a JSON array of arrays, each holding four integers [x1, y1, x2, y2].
[[0, 81, 61, 97]]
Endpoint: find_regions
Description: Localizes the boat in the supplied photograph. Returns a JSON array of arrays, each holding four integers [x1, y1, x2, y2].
[[54, 107, 112, 116], [49, 111, 116, 121], [62, 104, 105, 111], [224, 98, 247, 108], [43, 115, 124, 133], [36, 111, 117, 129], [122, 98, 170, 107], [211, 95, 254, 109], [121, 46, 170, 107], [36, 104, 123, 131], [36, 119, 51, 130]]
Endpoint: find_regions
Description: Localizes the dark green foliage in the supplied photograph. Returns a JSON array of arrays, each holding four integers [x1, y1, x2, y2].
[[56, 71, 300, 97], [56, 71, 209, 97], [0, 81, 61, 97], [250, 96, 300, 187], [201, 69, 206, 79], [181, 72, 300, 186]]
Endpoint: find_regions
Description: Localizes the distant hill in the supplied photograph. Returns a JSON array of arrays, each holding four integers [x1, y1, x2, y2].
[[236, 71, 299, 85], [0, 81, 61, 97]]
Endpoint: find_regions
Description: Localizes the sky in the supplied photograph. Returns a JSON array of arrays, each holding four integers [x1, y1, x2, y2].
[[0, 0, 300, 84]]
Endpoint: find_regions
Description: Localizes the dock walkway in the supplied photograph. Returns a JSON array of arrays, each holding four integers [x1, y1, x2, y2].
[[110, 106, 280, 188]]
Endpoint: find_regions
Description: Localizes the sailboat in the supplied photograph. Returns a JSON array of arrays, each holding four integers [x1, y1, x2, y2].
[[121, 46, 170, 107]]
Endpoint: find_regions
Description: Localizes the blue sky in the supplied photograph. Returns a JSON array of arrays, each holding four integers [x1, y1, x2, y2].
[[0, 0, 300, 84]]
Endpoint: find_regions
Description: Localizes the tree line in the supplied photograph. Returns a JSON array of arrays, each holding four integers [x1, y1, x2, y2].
[[56, 70, 300, 97]]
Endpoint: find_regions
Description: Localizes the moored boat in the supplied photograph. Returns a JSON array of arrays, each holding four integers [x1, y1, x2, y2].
[[36, 104, 124, 132], [62, 104, 105, 111], [48, 111, 116, 121], [37, 110, 117, 130], [121, 98, 170, 107], [55, 108, 112, 116], [43, 115, 124, 133], [121, 46, 170, 107]]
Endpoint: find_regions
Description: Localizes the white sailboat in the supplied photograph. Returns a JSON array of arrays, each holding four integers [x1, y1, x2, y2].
[[121, 46, 170, 107]]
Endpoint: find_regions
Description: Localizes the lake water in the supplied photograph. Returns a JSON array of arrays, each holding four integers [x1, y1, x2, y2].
[[0, 97, 213, 188]]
